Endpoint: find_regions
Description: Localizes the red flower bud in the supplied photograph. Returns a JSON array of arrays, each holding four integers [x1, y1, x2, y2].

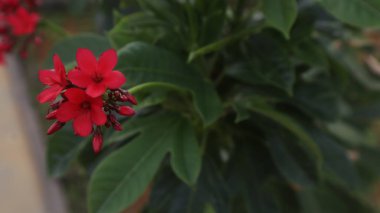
[[92, 128, 103, 154], [126, 93, 138, 105], [47, 121, 65, 135], [119, 95, 129, 102], [118, 106, 135, 116], [45, 109, 58, 120], [108, 114, 122, 131]]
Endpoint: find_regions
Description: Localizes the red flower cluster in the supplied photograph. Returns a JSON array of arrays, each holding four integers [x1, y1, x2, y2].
[[0, 0, 40, 63], [38, 49, 137, 153]]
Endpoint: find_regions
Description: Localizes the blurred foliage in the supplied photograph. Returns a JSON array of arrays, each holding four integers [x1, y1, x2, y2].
[[42, 0, 380, 212]]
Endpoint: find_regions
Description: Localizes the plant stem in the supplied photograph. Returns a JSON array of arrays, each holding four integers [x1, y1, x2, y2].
[[187, 25, 263, 63], [128, 82, 184, 95]]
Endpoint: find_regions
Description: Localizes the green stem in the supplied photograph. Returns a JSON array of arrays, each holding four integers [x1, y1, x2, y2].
[[127, 82, 184, 95], [187, 25, 263, 63]]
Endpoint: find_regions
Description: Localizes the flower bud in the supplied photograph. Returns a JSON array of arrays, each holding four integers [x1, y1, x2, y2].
[[108, 114, 122, 131], [45, 109, 58, 120], [47, 121, 65, 135], [126, 93, 138, 105], [119, 95, 129, 102], [118, 106, 135, 117], [92, 129, 103, 154]]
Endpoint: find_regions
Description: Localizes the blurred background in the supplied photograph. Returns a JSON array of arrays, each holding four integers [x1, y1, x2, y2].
[[3, 0, 380, 213]]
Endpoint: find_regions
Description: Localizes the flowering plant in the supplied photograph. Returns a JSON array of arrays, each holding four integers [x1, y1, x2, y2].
[[39, 0, 380, 213], [38, 49, 136, 153]]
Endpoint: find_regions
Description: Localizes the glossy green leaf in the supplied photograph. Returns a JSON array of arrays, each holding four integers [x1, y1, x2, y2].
[[88, 112, 201, 213], [116, 42, 223, 125], [262, 0, 298, 39], [170, 120, 201, 185], [319, 0, 380, 27]]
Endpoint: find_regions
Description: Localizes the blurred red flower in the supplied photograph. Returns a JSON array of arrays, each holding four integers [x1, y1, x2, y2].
[[7, 7, 40, 35]]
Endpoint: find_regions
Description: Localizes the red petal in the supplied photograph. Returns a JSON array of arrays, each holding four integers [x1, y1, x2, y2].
[[56, 102, 81, 122], [91, 106, 107, 125], [90, 96, 104, 107], [38, 70, 57, 86], [68, 68, 92, 88], [76, 48, 97, 75], [53, 54, 66, 84], [98, 49, 117, 73], [103, 71, 126, 89], [73, 112, 93, 137], [64, 88, 87, 103], [86, 83, 106, 98], [36, 86, 61, 103]]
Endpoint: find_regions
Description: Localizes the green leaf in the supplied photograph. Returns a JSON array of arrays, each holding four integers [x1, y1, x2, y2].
[[227, 142, 283, 213], [195, 0, 227, 45], [170, 120, 202, 185], [309, 130, 360, 188], [262, 0, 298, 39], [88, 111, 201, 213], [232, 104, 251, 123], [108, 13, 168, 49], [226, 34, 295, 94], [297, 178, 374, 213], [45, 33, 111, 67], [153, 158, 229, 213], [319, 0, 380, 27], [265, 134, 318, 187], [238, 98, 322, 170], [46, 128, 88, 177], [292, 39, 329, 68], [294, 77, 340, 121], [116, 42, 223, 125]]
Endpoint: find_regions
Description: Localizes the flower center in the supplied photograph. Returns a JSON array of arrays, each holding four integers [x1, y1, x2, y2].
[[81, 101, 91, 109], [93, 74, 103, 83]]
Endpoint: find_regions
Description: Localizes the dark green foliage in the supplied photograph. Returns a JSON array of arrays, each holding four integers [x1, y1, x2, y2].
[[46, 0, 380, 212]]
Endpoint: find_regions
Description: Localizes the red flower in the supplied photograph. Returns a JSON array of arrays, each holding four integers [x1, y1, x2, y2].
[[68, 49, 126, 98], [0, 0, 19, 12], [37, 54, 68, 103], [56, 88, 107, 137], [25, 0, 41, 8], [7, 7, 40, 35]]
